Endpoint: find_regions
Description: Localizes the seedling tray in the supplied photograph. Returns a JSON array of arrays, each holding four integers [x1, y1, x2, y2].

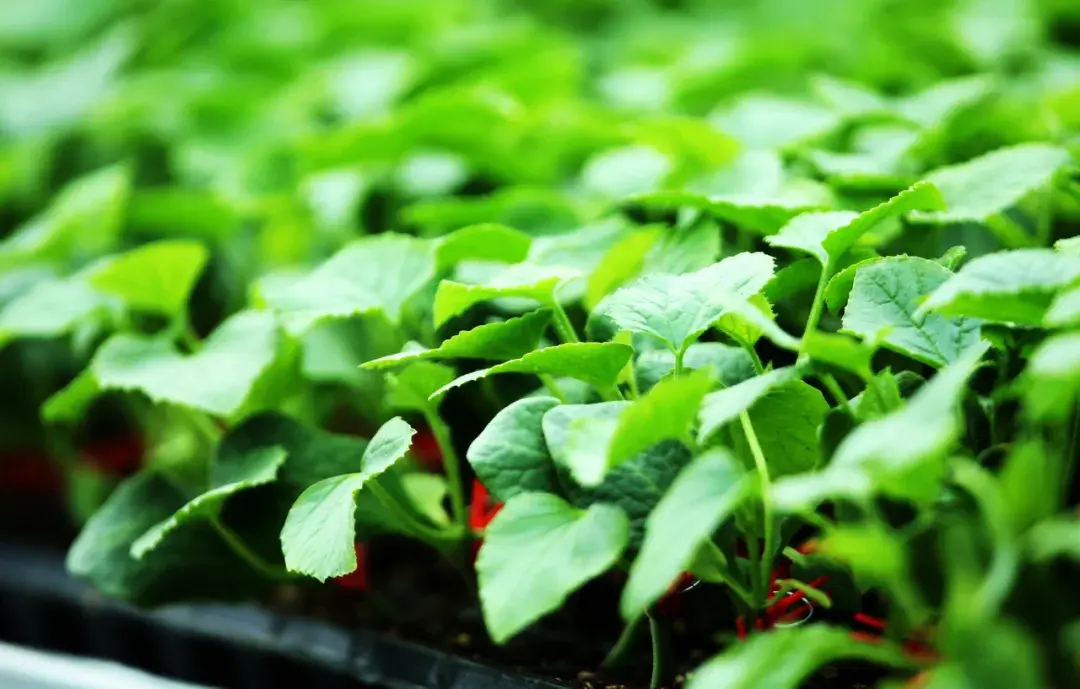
[[0, 541, 564, 689]]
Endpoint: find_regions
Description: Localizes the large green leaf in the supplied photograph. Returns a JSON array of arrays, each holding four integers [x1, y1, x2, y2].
[[362, 309, 552, 369], [1044, 286, 1080, 328], [0, 274, 112, 350], [698, 367, 800, 444], [130, 446, 287, 559], [386, 362, 456, 412], [476, 493, 629, 643], [687, 626, 909, 689], [910, 143, 1069, 224], [921, 249, 1080, 326], [90, 310, 285, 418], [620, 451, 748, 618], [543, 402, 691, 542], [87, 240, 209, 317], [430, 342, 633, 400], [466, 396, 563, 502], [433, 264, 580, 328], [773, 341, 989, 511], [597, 252, 775, 353], [734, 380, 830, 478], [258, 233, 435, 335], [842, 256, 981, 367], [280, 417, 416, 581], [766, 182, 944, 265]]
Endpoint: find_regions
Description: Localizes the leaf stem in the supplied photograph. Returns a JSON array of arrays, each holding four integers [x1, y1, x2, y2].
[[819, 373, 852, 414], [645, 607, 669, 689], [801, 259, 833, 345], [550, 302, 580, 344], [985, 214, 1033, 248], [744, 342, 765, 376], [739, 411, 775, 600], [601, 616, 643, 669], [1063, 407, 1080, 509], [208, 514, 294, 582], [424, 409, 467, 531], [700, 541, 754, 607], [368, 481, 464, 545], [673, 348, 685, 377], [538, 374, 569, 403]]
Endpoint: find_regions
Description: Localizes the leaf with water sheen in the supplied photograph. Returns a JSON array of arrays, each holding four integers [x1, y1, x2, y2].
[[477, 493, 629, 643], [429, 342, 633, 400], [842, 256, 981, 368], [921, 249, 1080, 326], [280, 418, 415, 581], [362, 310, 552, 369], [621, 451, 747, 618]]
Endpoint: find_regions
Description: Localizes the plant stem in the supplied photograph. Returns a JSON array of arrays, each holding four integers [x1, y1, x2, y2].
[[673, 348, 685, 377], [538, 374, 568, 403], [209, 514, 294, 582], [1037, 181, 1055, 246], [985, 214, 1033, 248], [819, 373, 851, 414], [1063, 407, 1080, 510], [645, 607, 668, 689], [368, 482, 464, 545], [701, 541, 754, 607], [598, 384, 626, 402], [550, 303, 580, 344], [801, 259, 833, 343], [601, 616, 644, 669], [744, 342, 765, 376], [424, 409, 467, 530], [740, 411, 775, 598]]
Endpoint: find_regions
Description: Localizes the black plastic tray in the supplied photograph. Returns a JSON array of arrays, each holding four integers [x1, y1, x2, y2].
[[0, 542, 565, 689]]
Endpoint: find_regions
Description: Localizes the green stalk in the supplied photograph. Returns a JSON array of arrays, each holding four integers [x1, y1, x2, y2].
[[673, 348, 685, 377], [740, 411, 775, 598], [985, 214, 1033, 248], [601, 616, 644, 669], [369, 481, 464, 544], [538, 374, 568, 403], [819, 372, 852, 414], [209, 514, 294, 582], [550, 302, 580, 344], [802, 259, 833, 342], [645, 607, 669, 689], [424, 409, 467, 530]]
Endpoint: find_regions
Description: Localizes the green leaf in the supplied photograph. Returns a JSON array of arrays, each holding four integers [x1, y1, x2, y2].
[[772, 342, 989, 511], [636, 343, 756, 393], [698, 367, 800, 444], [842, 256, 981, 368], [735, 381, 830, 478], [543, 402, 691, 542], [87, 240, 209, 317], [362, 309, 553, 369], [710, 94, 840, 150], [130, 446, 287, 559], [852, 370, 904, 421], [642, 218, 721, 275], [1028, 518, 1080, 563], [258, 233, 435, 335], [433, 264, 580, 329], [910, 143, 1070, 224], [280, 417, 415, 581], [598, 252, 775, 353], [430, 342, 633, 401], [1044, 286, 1080, 328], [687, 625, 910, 689], [921, 249, 1080, 326], [42, 368, 101, 424], [434, 223, 532, 269], [801, 331, 874, 380], [766, 182, 944, 265], [585, 227, 661, 309], [620, 451, 748, 618], [466, 396, 563, 502], [608, 369, 714, 467], [476, 493, 629, 643], [91, 310, 284, 418], [386, 362, 456, 412], [824, 257, 883, 314], [66, 470, 269, 606], [0, 275, 112, 350], [1021, 332, 1080, 421]]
